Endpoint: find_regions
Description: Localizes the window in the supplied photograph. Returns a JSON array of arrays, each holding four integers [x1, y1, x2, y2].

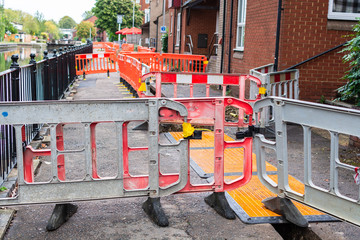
[[136, 0, 140, 3], [176, 13, 181, 46], [170, 14, 173, 35], [144, 9, 150, 23], [145, 0, 150, 3], [328, 0, 360, 20], [235, 0, 247, 51]]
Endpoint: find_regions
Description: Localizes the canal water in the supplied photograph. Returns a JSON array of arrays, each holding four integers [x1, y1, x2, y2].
[[0, 45, 46, 72]]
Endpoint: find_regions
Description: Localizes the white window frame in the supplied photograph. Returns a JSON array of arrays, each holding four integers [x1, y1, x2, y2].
[[176, 13, 181, 46], [235, 0, 247, 51], [144, 9, 150, 23], [328, 0, 360, 20], [145, 0, 150, 4]]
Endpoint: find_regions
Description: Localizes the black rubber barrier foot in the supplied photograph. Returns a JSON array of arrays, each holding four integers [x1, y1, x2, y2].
[[204, 192, 236, 219], [46, 203, 78, 231], [142, 197, 169, 227], [262, 196, 308, 227]]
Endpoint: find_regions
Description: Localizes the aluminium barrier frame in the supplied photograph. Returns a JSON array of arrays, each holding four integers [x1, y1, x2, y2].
[[254, 97, 360, 226]]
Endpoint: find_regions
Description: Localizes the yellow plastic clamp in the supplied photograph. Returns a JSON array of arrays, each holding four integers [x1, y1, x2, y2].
[[203, 60, 209, 65], [138, 82, 147, 92], [182, 122, 195, 138], [259, 87, 267, 95]]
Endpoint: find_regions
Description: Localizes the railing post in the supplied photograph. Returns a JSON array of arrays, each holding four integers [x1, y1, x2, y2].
[[29, 53, 42, 140], [29, 53, 37, 100], [58, 48, 64, 97], [10, 55, 20, 160], [43, 50, 51, 100], [10, 55, 20, 102], [53, 49, 59, 100]]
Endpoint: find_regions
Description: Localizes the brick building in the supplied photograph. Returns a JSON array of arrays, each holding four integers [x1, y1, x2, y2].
[[168, 0, 219, 58], [149, 0, 171, 51], [169, 0, 359, 102], [84, 16, 107, 42], [136, 0, 151, 46], [221, 0, 359, 102]]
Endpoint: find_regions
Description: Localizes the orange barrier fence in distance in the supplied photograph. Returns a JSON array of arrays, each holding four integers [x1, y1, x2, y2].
[[75, 53, 117, 77]]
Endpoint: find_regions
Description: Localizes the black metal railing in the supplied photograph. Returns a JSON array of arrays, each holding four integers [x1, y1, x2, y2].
[[0, 43, 92, 185]]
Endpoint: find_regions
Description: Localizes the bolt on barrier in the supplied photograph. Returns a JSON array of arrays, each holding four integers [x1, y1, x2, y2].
[[1, 97, 254, 202], [254, 97, 360, 226]]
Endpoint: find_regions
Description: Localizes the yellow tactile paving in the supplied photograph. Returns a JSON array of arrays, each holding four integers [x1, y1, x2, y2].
[[227, 175, 323, 217], [169, 131, 325, 219], [170, 132, 277, 173]]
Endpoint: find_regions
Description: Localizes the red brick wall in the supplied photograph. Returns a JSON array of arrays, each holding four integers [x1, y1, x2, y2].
[[278, 0, 353, 102], [223, 0, 278, 74], [183, 9, 217, 55]]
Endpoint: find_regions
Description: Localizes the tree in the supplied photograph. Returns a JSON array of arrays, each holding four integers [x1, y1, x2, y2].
[[34, 11, 46, 33], [44, 20, 60, 40], [337, 21, 360, 106], [23, 14, 40, 35], [92, 0, 144, 40], [59, 16, 77, 29], [76, 21, 95, 39], [82, 11, 94, 20]]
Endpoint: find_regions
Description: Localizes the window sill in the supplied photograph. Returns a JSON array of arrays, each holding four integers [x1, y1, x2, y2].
[[233, 50, 244, 59], [327, 20, 357, 31], [233, 48, 244, 52]]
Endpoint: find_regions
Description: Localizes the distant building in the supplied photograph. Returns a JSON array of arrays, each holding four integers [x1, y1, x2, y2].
[[11, 22, 23, 31], [60, 28, 76, 40], [83, 16, 107, 42]]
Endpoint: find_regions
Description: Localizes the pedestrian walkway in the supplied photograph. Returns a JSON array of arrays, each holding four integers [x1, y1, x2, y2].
[[75, 73, 134, 100]]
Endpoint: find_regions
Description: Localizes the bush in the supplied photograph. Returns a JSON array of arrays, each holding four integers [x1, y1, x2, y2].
[[81, 38, 86, 43], [337, 21, 360, 106], [161, 33, 168, 53]]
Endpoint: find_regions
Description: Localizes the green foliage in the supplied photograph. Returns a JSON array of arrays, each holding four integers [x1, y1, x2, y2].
[[23, 14, 40, 35], [0, 186, 7, 192], [34, 11, 46, 33], [81, 38, 86, 43], [161, 33, 168, 53], [45, 21, 60, 40], [82, 10, 94, 20], [76, 21, 96, 39], [59, 16, 77, 29], [92, 0, 144, 41], [337, 21, 360, 106]]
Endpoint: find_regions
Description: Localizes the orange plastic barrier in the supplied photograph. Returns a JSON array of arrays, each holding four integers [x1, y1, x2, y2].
[[117, 54, 144, 97], [137, 46, 153, 52], [93, 42, 119, 53], [75, 53, 117, 77], [121, 44, 135, 52], [124, 52, 208, 73]]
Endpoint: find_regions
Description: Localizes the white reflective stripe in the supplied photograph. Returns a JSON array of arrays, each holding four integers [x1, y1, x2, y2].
[[176, 74, 192, 84], [207, 75, 223, 84], [86, 54, 93, 59], [98, 54, 104, 58]]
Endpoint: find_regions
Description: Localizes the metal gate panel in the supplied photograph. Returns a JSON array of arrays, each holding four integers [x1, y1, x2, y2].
[[254, 97, 360, 226], [0, 99, 189, 206]]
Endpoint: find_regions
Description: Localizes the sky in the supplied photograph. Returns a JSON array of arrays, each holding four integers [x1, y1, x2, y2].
[[5, 0, 96, 23]]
